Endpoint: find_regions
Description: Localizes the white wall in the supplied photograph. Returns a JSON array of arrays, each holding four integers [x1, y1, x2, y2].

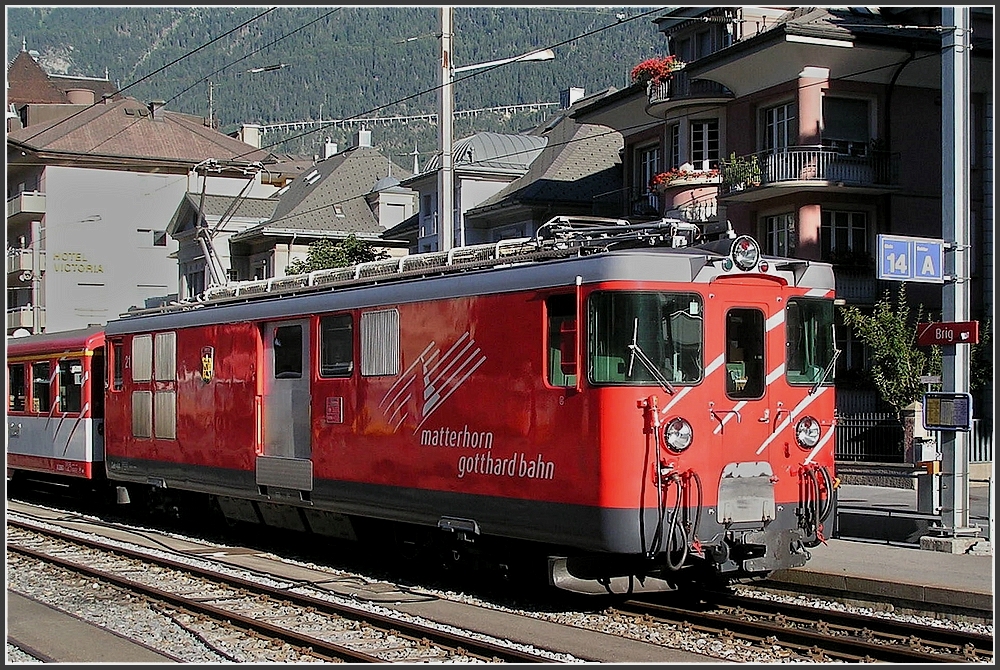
[[43, 167, 186, 330]]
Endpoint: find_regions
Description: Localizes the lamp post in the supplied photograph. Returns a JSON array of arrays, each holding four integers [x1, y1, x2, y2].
[[437, 7, 554, 251]]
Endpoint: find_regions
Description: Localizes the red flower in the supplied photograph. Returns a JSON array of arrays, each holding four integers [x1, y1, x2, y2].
[[630, 55, 682, 85]]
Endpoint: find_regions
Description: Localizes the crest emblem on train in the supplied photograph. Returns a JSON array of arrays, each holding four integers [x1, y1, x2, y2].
[[379, 332, 485, 433]]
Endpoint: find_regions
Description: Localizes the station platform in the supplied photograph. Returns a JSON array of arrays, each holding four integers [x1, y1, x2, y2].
[[762, 483, 995, 621]]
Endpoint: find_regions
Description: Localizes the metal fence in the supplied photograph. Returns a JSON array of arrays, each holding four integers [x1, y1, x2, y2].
[[835, 413, 993, 464], [835, 412, 905, 463]]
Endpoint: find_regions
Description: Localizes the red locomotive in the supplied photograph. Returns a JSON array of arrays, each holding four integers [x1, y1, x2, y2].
[[7, 217, 838, 594]]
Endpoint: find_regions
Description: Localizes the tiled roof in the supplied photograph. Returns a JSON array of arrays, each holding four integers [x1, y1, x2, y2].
[[466, 109, 622, 216], [233, 146, 412, 241], [7, 95, 272, 165], [6, 51, 69, 105], [186, 192, 279, 220]]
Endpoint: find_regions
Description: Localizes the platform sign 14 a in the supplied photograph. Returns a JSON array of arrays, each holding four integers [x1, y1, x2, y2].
[[877, 234, 945, 283]]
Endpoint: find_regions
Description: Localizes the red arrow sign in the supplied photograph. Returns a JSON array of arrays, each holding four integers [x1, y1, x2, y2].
[[916, 321, 979, 346]]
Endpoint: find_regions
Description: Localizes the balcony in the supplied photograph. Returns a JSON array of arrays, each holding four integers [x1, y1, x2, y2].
[[647, 71, 733, 114], [7, 305, 45, 332], [719, 147, 900, 202], [7, 191, 46, 225], [7, 247, 43, 281]]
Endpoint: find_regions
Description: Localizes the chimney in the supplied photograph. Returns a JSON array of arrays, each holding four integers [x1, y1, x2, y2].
[[147, 100, 166, 118], [65, 88, 95, 105], [239, 124, 262, 149], [560, 87, 585, 109], [322, 138, 338, 159], [353, 129, 372, 148]]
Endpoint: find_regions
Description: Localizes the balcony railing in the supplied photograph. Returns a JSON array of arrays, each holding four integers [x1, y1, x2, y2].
[[720, 147, 900, 197], [648, 71, 733, 106], [6, 191, 46, 223], [7, 247, 34, 275], [6, 305, 44, 332]]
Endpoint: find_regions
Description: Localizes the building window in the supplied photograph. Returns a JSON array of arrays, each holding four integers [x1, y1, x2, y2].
[[690, 119, 719, 171], [764, 213, 795, 257], [153, 230, 168, 246], [822, 97, 871, 156], [186, 268, 205, 299], [763, 102, 796, 151], [667, 124, 680, 170], [821, 210, 870, 262], [637, 144, 660, 192]]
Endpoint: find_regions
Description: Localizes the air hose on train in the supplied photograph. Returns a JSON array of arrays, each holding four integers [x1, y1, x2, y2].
[[798, 463, 835, 547], [647, 467, 703, 571]]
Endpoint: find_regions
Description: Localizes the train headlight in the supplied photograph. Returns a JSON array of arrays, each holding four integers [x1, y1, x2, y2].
[[731, 235, 760, 271], [795, 416, 822, 449], [663, 417, 694, 453]]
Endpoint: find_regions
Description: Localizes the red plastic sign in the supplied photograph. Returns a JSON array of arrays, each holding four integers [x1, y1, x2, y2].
[[916, 321, 979, 346]]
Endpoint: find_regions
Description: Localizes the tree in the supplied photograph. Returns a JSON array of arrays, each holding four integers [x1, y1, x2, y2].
[[285, 235, 390, 275], [840, 284, 941, 415]]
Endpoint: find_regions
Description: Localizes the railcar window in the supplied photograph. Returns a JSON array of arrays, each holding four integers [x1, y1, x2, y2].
[[32, 361, 52, 413], [589, 291, 703, 385], [112, 341, 124, 390], [154, 331, 176, 381], [547, 294, 577, 387], [59, 359, 83, 413], [8, 364, 26, 411], [273, 325, 303, 379], [725, 309, 765, 399], [320, 314, 354, 377], [786, 298, 836, 385]]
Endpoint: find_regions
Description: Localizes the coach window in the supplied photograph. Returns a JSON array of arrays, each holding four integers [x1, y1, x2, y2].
[[320, 314, 354, 377], [725, 308, 765, 399], [32, 361, 52, 413], [274, 325, 303, 379], [112, 341, 124, 390], [546, 294, 577, 387], [59, 359, 83, 413], [8, 364, 26, 411]]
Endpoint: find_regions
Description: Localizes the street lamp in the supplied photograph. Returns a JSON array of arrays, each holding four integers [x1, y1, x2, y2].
[[437, 7, 554, 251]]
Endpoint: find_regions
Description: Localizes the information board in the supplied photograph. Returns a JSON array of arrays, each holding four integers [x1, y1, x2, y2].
[[922, 392, 973, 431], [877, 234, 945, 283]]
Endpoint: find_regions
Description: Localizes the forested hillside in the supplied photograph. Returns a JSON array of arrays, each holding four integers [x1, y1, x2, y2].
[[7, 6, 668, 163]]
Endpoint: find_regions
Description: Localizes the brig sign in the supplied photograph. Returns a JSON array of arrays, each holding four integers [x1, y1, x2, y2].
[[916, 321, 979, 346]]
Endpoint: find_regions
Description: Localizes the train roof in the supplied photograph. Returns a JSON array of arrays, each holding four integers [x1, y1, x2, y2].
[[6, 326, 105, 357], [106, 217, 836, 335]]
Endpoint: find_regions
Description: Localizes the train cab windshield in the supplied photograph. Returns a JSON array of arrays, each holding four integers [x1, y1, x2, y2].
[[785, 298, 837, 386], [589, 291, 703, 386]]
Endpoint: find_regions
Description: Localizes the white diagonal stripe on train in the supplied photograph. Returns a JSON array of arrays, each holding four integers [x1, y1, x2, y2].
[[713, 399, 748, 434], [425, 332, 473, 385], [766, 310, 784, 332], [416, 353, 487, 430], [424, 345, 483, 414], [755, 385, 829, 455], [62, 402, 89, 456], [422, 337, 477, 408], [806, 288, 834, 297], [380, 341, 435, 410], [659, 353, 725, 416], [804, 424, 836, 464]]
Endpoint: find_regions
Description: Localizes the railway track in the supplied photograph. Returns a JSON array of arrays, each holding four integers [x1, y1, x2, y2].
[[6, 518, 557, 663], [619, 593, 994, 663]]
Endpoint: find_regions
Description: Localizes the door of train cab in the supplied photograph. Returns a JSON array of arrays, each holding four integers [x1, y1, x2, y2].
[[258, 319, 313, 495], [709, 295, 780, 523]]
